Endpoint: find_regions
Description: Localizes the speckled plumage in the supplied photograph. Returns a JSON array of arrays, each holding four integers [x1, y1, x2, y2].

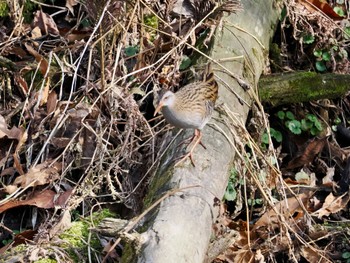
[[154, 64, 218, 166], [155, 64, 218, 130]]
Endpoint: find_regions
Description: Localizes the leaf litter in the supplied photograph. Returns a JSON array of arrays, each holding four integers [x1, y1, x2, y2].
[[0, 0, 244, 262], [0, 0, 349, 262]]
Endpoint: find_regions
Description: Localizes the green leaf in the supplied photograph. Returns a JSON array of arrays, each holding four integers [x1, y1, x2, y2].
[[224, 181, 237, 201], [344, 27, 350, 40], [314, 120, 323, 131], [229, 168, 238, 180], [307, 114, 317, 122], [287, 120, 302, 134], [255, 198, 263, 205], [262, 132, 269, 144], [342, 252, 350, 259], [286, 111, 295, 120], [334, 117, 341, 125], [315, 61, 327, 72], [273, 130, 283, 143], [303, 34, 315, 44], [313, 50, 322, 58], [322, 51, 331, 62], [280, 7, 287, 21], [81, 18, 91, 28], [179, 56, 192, 70], [310, 127, 319, 136], [277, 111, 285, 120], [301, 119, 313, 131], [333, 6, 345, 17], [125, 46, 138, 57]]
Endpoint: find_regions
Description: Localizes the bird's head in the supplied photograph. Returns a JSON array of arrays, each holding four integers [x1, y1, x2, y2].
[[154, 90, 176, 116]]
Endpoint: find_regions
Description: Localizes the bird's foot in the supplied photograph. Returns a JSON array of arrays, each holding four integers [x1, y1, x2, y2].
[[174, 150, 196, 167], [176, 134, 206, 150], [173, 130, 202, 167]]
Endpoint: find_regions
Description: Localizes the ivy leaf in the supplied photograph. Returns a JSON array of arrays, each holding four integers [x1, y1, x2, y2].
[[273, 130, 283, 143], [180, 56, 192, 70], [342, 252, 350, 259], [277, 111, 285, 120], [125, 46, 138, 57], [313, 50, 322, 58], [287, 120, 302, 134], [301, 119, 313, 131], [344, 27, 350, 40], [333, 6, 345, 17], [314, 120, 323, 131], [322, 51, 331, 62], [286, 111, 295, 120], [310, 127, 319, 136], [262, 133, 269, 144], [316, 61, 327, 72], [303, 34, 315, 44], [307, 114, 317, 122], [224, 181, 237, 201]]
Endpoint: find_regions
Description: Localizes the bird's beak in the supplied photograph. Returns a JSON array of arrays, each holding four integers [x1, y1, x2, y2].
[[154, 102, 163, 116]]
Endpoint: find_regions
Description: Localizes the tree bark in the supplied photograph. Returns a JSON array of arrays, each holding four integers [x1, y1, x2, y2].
[[128, 1, 281, 262]]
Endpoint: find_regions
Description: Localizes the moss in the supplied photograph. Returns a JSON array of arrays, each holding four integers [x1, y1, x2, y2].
[[92, 208, 116, 225], [59, 209, 115, 262], [143, 15, 158, 41], [120, 240, 139, 263], [143, 163, 174, 209], [23, 1, 41, 23], [0, 1, 9, 17], [36, 259, 57, 263]]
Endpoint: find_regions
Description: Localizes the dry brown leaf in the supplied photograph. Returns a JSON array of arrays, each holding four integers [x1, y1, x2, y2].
[[31, 26, 42, 39], [4, 184, 18, 194], [0, 115, 22, 140], [14, 74, 29, 94], [315, 192, 350, 218], [287, 137, 327, 169], [24, 43, 49, 76], [0, 188, 71, 214], [32, 10, 60, 35], [216, 230, 254, 263], [46, 90, 58, 114], [0, 190, 55, 213], [301, 246, 329, 263], [13, 162, 61, 188], [13, 230, 37, 246], [40, 77, 51, 106], [252, 192, 311, 235], [299, 0, 344, 20], [322, 167, 336, 188]]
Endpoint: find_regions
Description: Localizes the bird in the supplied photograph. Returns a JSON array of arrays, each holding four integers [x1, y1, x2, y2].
[[154, 63, 218, 166]]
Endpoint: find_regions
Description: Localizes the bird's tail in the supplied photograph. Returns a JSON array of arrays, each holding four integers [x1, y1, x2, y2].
[[203, 63, 217, 86], [203, 63, 218, 101]]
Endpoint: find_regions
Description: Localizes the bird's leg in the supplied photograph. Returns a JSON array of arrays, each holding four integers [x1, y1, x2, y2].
[[174, 129, 203, 167], [176, 129, 206, 150]]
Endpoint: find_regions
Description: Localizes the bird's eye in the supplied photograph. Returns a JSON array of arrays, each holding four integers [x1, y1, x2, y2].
[[163, 96, 169, 100]]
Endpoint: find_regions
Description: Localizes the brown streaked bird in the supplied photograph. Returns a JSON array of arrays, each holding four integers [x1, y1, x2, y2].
[[154, 63, 218, 166]]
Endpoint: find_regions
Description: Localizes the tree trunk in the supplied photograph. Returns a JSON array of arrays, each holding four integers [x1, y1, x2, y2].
[[128, 1, 281, 262]]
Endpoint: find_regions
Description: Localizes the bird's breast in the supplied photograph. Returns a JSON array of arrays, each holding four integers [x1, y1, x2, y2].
[[161, 106, 204, 129]]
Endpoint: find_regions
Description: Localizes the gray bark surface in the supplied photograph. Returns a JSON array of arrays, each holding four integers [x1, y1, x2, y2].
[[136, 1, 280, 262]]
